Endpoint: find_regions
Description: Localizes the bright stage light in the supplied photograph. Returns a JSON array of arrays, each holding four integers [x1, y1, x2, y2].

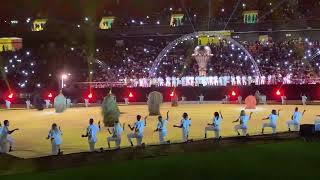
[[129, 92, 133, 98], [231, 91, 236, 96], [276, 89, 281, 96], [62, 74, 67, 79], [8, 93, 13, 99], [48, 93, 53, 98], [170, 91, 174, 97], [88, 93, 93, 99]]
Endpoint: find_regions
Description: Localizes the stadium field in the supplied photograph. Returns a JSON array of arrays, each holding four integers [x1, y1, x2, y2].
[[1, 103, 319, 158]]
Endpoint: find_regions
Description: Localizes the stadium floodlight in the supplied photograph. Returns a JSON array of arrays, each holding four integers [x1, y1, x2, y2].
[[61, 74, 68, 89]]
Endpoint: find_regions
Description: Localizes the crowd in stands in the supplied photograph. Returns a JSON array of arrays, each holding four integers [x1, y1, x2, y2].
[[2, 36, 320, 90], [90, 37, 320, 88]]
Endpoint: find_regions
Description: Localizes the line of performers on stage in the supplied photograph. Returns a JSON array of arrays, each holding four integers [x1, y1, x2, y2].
[[113, 74, 293, 88], [1, 107, 316, 155]]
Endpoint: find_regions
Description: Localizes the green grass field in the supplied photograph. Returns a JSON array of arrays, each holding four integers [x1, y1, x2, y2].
[[2, 103, 320, 158], [2, 140, 320, 180]]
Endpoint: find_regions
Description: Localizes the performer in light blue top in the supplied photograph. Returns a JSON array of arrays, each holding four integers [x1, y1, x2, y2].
[[233, 110, 253, 136], [127, 115, 147, 146], [205, 111, 223, 139], [262, 109, 281, 134], [286, 107, 306, 131], [82, 118, 101, 152], [107, 120, 125, 149], [0, 120, 19, 153], [154, 111, 170, 144], [173, 112, 192, 142], [47, 123, 63, 155]]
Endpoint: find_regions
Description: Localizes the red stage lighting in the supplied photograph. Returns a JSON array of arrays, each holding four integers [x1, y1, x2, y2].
[[88, 93, 93, 99], [48, 93, 53, 98], [8, 93, 13, 99], [276, 89, 281, 96], [231, 91, 236, 96], [170, 91, 174, 97], [129, 92, 133, 98]]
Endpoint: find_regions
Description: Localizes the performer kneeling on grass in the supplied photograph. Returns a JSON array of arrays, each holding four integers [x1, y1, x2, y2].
[[286, 107, 306, 132], [82, 118, 101, 152], [262, 109, 281, 134], [233, 110, 253, 136], [154, 111, 170, 144], [204, 111, 223, 140], [173, 112, 193, 142], [127, 115, 147, 147], [47, 123, 63, 155], [107, 120, 124, 149], [0, 120, 19, 153]]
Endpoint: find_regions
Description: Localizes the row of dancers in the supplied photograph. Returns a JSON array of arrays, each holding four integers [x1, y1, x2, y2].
[[117, 74, 292, 87], [0, 107, 307, 155]]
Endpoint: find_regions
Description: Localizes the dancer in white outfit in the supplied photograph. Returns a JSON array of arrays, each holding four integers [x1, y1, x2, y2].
[[262, 109, 281, 134], [25, 99, 32, 109], [5, 100, 11, 109], [286, 107, 306, 131], [173, 113, 192, 142], [301, 94, 307, 105], [233, 110, 253, 136], [204, 111, 223, 139], [127, 115, 148, 146], [199, 94, 204, 104], [47, 123, 63, 155], [154, 111, 170, 144], [0, 120, 19, 153], [82, 119, 101, 152], [281, 95, 287, 105], [107, 120, 125, 149]]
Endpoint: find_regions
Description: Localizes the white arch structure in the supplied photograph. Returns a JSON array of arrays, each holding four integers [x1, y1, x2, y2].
[[149, 31, 261, 78], [311, 51, 320, 60]]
